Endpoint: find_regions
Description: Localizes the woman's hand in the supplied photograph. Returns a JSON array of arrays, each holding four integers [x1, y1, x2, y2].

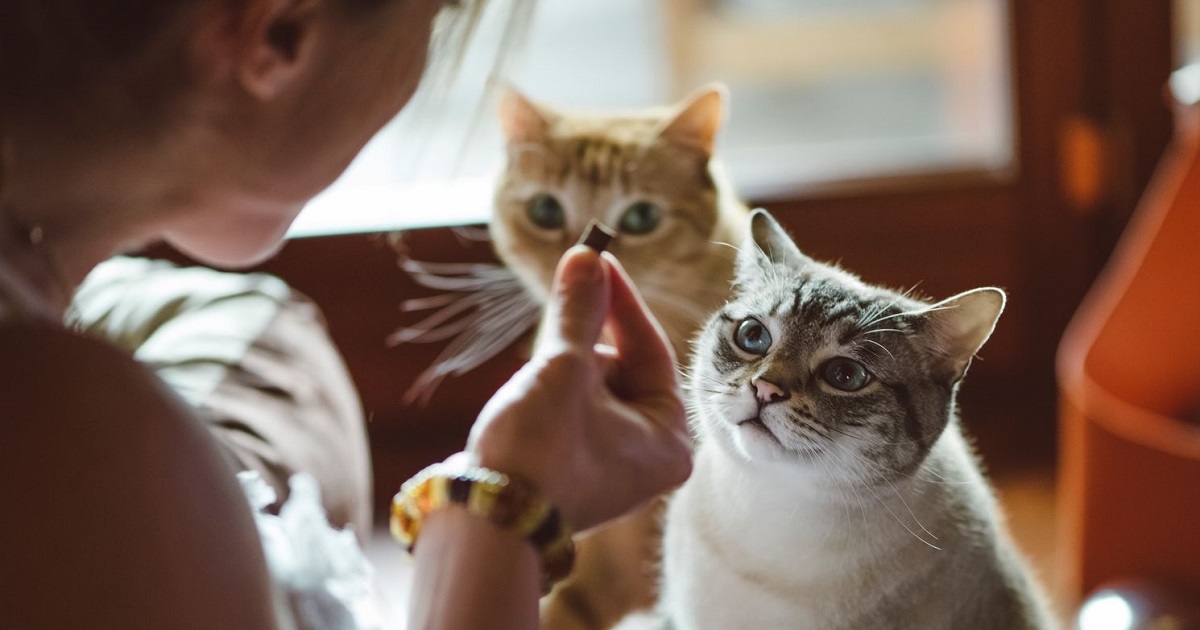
[[466, 245, 692, 533]]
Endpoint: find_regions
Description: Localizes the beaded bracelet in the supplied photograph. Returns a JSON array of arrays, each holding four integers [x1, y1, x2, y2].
[[391, 461, 576, 593]]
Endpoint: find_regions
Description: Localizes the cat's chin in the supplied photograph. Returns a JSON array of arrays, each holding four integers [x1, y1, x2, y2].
[[721, 420, 807, 464], [697, 406, 817, 465]]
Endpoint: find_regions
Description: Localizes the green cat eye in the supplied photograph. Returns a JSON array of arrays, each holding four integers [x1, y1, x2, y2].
[[618, 201, 662, 235], [734, 318, 772, 355], [821, 358, 872, 392], [527, 194, 565, 230]]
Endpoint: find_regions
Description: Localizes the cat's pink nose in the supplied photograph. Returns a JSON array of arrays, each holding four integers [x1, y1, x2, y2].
[[753, 378, 788, 404]]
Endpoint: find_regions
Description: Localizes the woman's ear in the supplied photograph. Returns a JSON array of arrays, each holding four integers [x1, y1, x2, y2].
[[221, 0, 326, 100]]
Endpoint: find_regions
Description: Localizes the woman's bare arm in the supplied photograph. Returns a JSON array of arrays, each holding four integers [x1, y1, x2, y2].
[[0, 324, 282, 630], [407, 507, 542, 629]]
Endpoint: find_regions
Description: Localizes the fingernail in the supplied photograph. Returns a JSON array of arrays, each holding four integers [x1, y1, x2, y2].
[[563, 245, 603, 284]]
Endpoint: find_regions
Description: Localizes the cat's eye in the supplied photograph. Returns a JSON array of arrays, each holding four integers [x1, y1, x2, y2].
[[734, 318, 772, 355], [821, 358, 872, 392], [618, 201, 662, 235], [527, 194, 565, 230]]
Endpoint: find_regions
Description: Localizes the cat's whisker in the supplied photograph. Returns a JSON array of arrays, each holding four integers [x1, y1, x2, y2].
[[883, 477, 939, 541], [789, 421, 832, 446], [819, 429, 924, 485], [797, 419, 834, 443], [861, 328, 905, 336], [828, 437, 973, 487], [825, 429, 955, 494], [682, 380, 728, 393], [810, 419, 903, 447], [863, 482, 942, 550], [861, 339, 895, 361], [912, 462, 971, 486], [822, 444, 875, 532], [856, 294, 908, 330], [678, 369, 727, 388], [823, 433, 899, 483], [806, 440, 859, 532], [863, 304, 956, 330], [682, 385, 726, 396], [814, 422, 970, 489], [710, 240, 744, 254], [691, 379, 724, 393], [915, 465, 972, 485], [901, 281, 924, 299]]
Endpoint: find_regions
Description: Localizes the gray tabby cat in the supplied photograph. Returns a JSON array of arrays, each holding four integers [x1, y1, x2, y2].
[[658, 210, 1057, 629]]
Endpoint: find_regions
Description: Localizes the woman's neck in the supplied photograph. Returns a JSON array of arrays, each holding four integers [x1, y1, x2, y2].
[[0, 115, 216, 313], [0, 213, 72, 320]]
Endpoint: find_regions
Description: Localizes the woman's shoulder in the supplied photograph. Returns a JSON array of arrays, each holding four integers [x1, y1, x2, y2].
[[0, 319, 188, 425], [0, 322, 283, 629]]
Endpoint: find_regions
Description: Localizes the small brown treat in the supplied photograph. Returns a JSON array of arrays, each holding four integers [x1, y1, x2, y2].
[[578, 219, 617, 252]]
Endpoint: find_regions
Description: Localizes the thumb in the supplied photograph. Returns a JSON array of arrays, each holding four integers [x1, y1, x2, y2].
[[539, 245, 609, 354]]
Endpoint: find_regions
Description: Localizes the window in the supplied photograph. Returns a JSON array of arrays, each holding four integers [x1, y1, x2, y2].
[[292, 0, 1013, 236]]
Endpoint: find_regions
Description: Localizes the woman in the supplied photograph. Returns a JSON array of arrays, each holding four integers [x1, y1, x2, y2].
[[0, 1, 692, 628]]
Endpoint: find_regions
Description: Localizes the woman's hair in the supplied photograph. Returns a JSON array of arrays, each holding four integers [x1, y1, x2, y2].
[[0, 0, 191, 117], [0, 0, 519, 123]]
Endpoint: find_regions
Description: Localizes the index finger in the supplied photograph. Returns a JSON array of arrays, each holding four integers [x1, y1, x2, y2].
[[602, 253, 679, 400], [536, 245, 609, 357]]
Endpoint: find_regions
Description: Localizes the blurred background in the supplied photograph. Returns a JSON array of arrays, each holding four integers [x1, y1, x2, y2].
[[205, 0, 1198, 625], [304, 0, 1011, 204]]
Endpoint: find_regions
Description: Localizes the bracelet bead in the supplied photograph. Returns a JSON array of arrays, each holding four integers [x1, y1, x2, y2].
[[391, 460, 576, 593]]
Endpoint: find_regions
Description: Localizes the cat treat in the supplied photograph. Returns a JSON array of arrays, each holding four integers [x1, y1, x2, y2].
[[578, 219, 617, 253]]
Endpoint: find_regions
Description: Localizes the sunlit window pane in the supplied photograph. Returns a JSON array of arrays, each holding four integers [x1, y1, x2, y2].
[[295, 0, 1013, 235], [1173, 0, 1200, 105], [1177, 0, 1200, 67]]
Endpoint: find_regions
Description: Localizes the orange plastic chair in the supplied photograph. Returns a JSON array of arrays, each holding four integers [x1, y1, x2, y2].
[[1057, 96, 1200, 602]]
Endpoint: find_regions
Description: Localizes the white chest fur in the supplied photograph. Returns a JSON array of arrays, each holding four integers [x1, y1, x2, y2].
[[660, 431, 1054, 630]]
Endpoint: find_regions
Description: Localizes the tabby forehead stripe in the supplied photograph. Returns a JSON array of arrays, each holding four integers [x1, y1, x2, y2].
[[573, 139, 621, 189], [797, 285, 847, 324], [820, 303, 862, 327], [616, 149, 633, 192], [769, 295, 786, 317], [840, 303, 901, 344], [573, 141, 589, 170], [790, 286, 806, 317]]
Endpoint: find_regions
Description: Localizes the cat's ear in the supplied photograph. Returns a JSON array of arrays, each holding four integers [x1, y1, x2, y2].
[[498, 85, 553, 143], [656, 83, 727, 156], [919, 288, 1006, 383], [737, 209, 814, 279]]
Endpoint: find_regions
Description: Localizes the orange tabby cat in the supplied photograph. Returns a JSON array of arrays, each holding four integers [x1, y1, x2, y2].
[[491, 85, 749, 629]]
